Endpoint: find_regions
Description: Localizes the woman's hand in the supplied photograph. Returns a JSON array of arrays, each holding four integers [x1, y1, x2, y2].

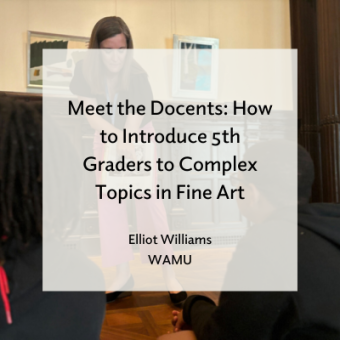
[[171, 310, 192, 332]]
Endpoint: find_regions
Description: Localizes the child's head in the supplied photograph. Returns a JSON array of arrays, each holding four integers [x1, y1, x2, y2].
[[0, 97, 42, 263]]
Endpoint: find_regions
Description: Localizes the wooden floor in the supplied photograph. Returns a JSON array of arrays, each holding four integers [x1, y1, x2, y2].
[[96, 249, 234, 339], [100, 291, 219, 340]]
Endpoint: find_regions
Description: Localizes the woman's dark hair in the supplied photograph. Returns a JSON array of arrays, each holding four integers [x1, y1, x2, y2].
[[88, 16, 133, 49], [0, 98, 42, 264], [83, 16, 144, 94]]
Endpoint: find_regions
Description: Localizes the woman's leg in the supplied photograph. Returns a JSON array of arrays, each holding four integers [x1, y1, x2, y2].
[[96, 195, 134, 268], [134, 191, 183, 293], [134, 122, 183, 293], [93, 132, 133, 290]]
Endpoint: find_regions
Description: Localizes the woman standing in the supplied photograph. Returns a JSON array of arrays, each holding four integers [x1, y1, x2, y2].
[[70, 16, 186, 305]]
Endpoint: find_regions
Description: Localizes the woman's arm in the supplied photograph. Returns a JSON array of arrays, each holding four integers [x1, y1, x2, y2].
[[123, 72, 153, 135], [79, 96, 138, 159], [78, 96, 122, 136]]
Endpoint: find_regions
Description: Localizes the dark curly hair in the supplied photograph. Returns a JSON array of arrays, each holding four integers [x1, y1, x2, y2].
[[0, 97, 42, 264]]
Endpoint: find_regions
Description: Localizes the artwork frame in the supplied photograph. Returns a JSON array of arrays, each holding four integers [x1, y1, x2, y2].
[[172, 34, 219, 100], [27, 31, 89, 89]]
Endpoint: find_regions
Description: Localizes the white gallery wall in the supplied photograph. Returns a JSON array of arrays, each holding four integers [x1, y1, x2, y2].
[[0, 0, 291, 92]]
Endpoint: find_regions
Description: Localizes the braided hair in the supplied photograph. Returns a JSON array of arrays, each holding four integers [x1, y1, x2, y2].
[[0, 97, 42, 264]]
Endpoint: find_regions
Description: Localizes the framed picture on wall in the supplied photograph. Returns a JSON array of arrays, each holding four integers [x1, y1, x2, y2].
[[27, 31, 89, 89], [172, 34, 219, 100]]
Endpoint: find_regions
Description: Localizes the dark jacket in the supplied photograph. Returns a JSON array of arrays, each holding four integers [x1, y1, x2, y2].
[[70, 59, 153, 130], [183, 204, 340, 340], [0, 240, 106, 340]]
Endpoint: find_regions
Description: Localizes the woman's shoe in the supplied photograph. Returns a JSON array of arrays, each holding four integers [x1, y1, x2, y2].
[[106, 275, 134, 303], [168, 291, 188, 306]]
